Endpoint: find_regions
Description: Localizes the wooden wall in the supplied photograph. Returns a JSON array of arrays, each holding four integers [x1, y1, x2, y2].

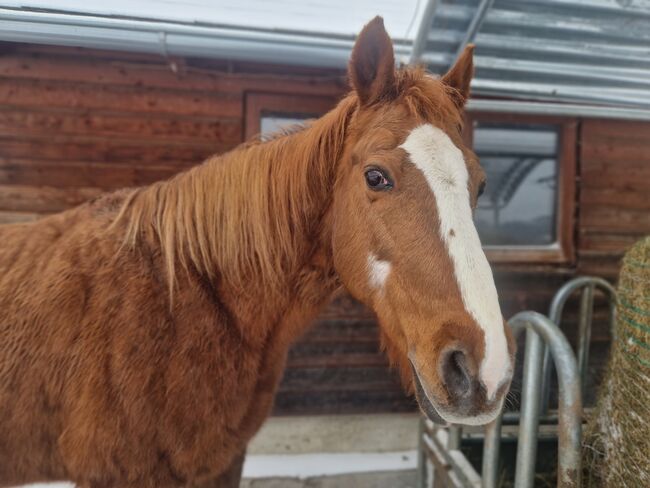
[[0, 44, 346, 222], [576, 119, 650, 395], [1, 43, 648, 414], [578, 119, 650, 279]]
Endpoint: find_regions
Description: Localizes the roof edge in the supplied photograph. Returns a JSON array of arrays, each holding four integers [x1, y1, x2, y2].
[[0, 8, 412, 68], [468, 99, 650, 122]]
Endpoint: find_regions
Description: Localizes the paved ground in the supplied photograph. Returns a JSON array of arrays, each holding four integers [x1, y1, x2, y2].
[[247, 414, 420, 455], [21, 469, 417, 488], [242, 470, 417, 488], [23, 414, 421, 488]]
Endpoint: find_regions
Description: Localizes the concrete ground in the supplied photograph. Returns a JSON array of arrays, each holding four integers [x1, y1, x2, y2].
[[21, 414, 421, 488], [23, 471, 417, 488], [242, 413, 420, 488], [247, 413, 420, 455], [241, 470, 417, 488]]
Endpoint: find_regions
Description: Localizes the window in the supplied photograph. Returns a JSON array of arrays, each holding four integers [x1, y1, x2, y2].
[[467, 115, 576, 263], [261, 115, 312, 135], [474, 122, 558, 246], [245, 92, 337, 140]]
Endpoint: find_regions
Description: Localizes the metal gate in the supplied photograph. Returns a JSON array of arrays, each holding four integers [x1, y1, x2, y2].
[[417, 276, 617, 488]]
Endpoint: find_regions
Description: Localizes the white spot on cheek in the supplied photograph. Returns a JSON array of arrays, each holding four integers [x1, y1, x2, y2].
[[399, 124, 511, 400], [367, 254, 391, 291]]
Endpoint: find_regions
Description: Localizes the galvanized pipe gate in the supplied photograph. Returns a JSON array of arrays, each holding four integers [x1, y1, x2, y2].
[[418, 277, 617, 488]]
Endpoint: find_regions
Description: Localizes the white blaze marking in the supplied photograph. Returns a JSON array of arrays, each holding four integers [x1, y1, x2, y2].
[[367, 253, 391, 291], [400, 124, 510, 400]]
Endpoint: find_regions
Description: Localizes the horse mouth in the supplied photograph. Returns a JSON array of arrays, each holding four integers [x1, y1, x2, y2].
[[410, 362, 446, 424], [410, 360, 506, 426]]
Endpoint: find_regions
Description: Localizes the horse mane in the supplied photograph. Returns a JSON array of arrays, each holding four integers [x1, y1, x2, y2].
[[113, 66, 461, 298], [114, 94, 355, 297]]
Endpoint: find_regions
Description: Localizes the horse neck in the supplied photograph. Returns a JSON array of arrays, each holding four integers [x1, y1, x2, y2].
[[121, 96, 354, 324]]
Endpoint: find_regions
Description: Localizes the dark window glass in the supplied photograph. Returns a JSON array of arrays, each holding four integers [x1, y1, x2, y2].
[[473, 122, 559, 246]]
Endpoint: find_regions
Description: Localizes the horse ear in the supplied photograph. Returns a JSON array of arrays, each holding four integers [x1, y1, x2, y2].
[[348, 16, 396, 106], [442, 45, 475, 109]]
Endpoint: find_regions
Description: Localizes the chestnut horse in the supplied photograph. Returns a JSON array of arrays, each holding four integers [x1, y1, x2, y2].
[[0, 17, 514, 488]]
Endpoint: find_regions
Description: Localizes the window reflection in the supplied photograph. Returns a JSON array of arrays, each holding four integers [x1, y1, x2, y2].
[[473, 123, 559, 246], [261, 114, 312, 136]]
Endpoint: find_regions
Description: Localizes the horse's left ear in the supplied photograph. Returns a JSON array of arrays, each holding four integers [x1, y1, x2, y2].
[[442, 45, 474, 109], [349, 16, 396, 106]]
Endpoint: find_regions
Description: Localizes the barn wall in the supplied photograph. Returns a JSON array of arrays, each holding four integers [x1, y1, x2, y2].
[[575, 119, 650, 391], [578, 119, 650, 279], [0, 44, 345, 224], [0, 43, 648, 414]]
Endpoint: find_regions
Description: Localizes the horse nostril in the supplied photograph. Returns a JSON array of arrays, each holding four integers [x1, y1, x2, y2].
[[441, 350, 472, 399]]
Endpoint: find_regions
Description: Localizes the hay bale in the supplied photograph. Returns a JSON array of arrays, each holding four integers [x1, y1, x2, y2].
[[583, 236, 650, 487]]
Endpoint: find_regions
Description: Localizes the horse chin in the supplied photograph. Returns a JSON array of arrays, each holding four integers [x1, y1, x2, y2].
[[410, 363, 446, 424]]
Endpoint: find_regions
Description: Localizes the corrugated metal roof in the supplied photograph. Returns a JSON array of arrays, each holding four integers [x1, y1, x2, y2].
[[419, 0, 650, 108], [1, 0, 650, 110], [0, 1, 423, 68], [0, 0, 424, 42]]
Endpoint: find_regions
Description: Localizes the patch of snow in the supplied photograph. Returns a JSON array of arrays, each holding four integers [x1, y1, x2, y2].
[[243, 450, 418, 479]]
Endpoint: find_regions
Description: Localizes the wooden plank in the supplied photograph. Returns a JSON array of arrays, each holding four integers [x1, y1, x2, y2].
[[301, 319, 380, 343], [580, 178, 650, 193], [301, 332, 379, 344], [580, 187, 650, 210], [278, 379, 401, 394], [4, 44, 185, 63], [576, 255, 622, 278], [581, 159, 650, 173], [0, 184, 102, 212], [0, 53, 346, 96], [279, 365, 402, 391], [285, 353, 388, 369], [579, 226, 650, 238], [273, 389, 415, 415], [581, 205, 650, 232], [0, 54, 233, 92], [578, 249, 626, 262], [581, 119, 650, 143], [0, 109, 242, 144], [288, 339, 382, 359], [582, 161, 650, 184], [578, 230, 642, 253], [582, 145, 650, 166], [0, 159, 181, 189], [0, 78, 243, 117], [0, 139, 220, 165]]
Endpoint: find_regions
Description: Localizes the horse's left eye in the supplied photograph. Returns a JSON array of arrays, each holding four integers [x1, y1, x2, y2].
[[365, 167, 393, 191]]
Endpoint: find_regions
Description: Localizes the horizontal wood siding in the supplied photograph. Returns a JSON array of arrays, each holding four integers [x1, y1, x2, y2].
[[578, 119, 650, 279], [0, 43, 647, 414], [573, 119, 650, 403]]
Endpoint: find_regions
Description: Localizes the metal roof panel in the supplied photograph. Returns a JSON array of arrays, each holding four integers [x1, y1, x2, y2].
[[419, 0, 650, 109]]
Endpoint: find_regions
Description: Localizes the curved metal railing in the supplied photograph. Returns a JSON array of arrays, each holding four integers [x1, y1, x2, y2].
[[481, 311, 582, 488], [541, 276, 617, 412], [418, 275, 620, 488], [419, 310, 584, 488]]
